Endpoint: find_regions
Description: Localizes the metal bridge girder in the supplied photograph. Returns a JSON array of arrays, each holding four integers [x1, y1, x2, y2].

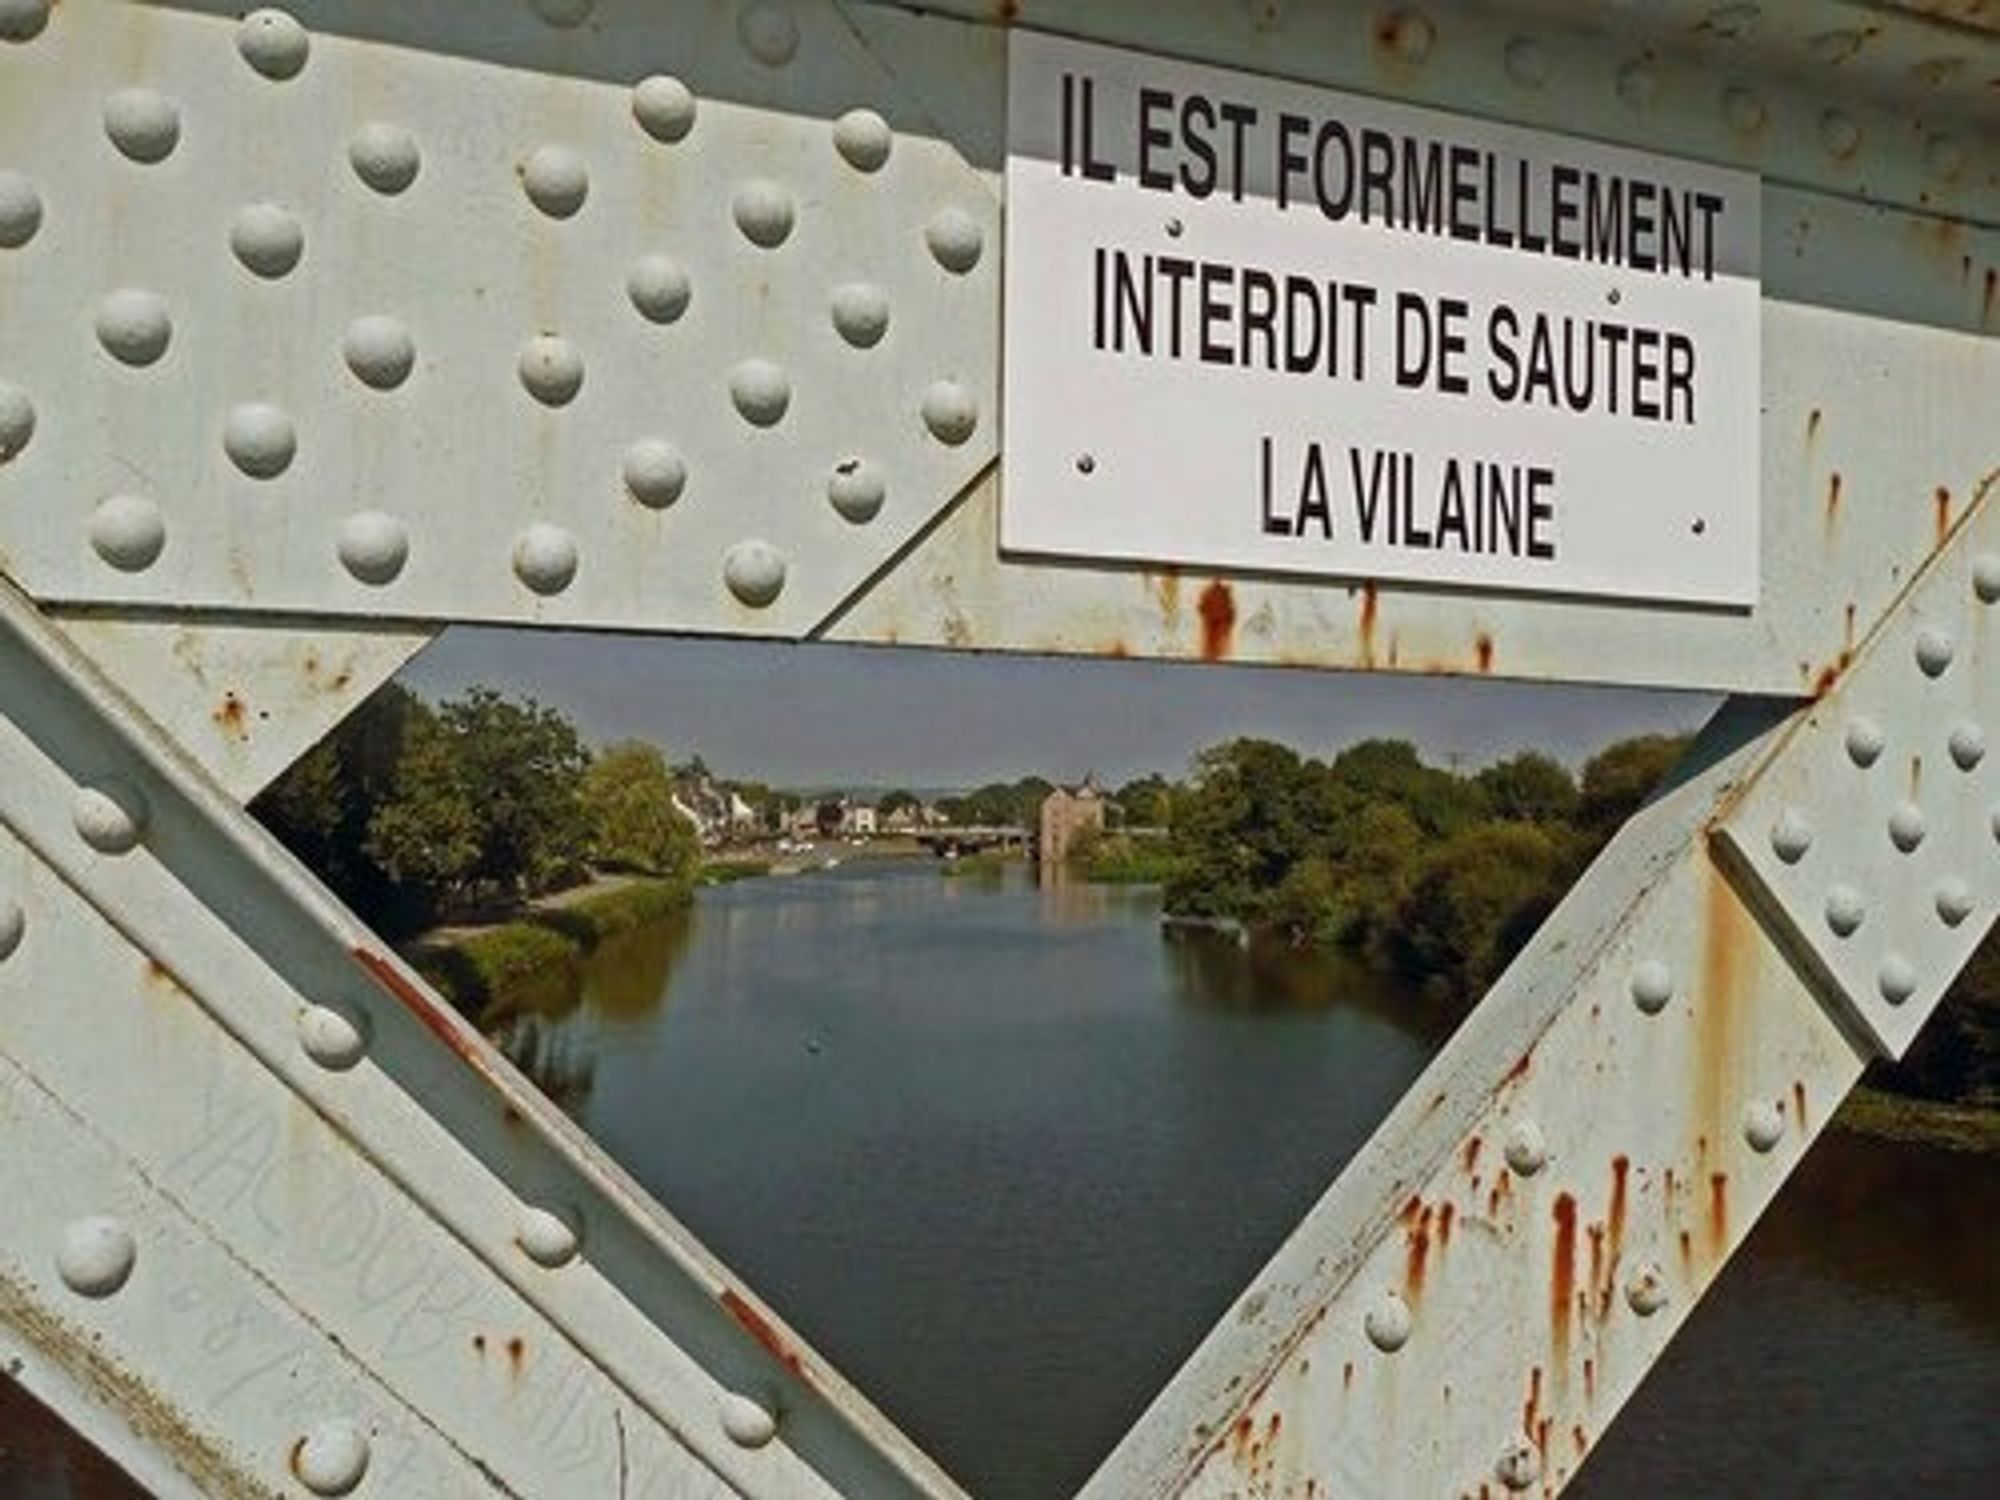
[[0, 3, 1995, 1498]]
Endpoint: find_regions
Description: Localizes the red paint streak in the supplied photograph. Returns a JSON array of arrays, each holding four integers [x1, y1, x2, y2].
[[1551, 1194, 1578, 1362], [1709, 1172, 1729, 1251], [1462, 1136, 1483, 1173], [352, 947, 480, 1065], [721, 1290, 810, 1383], [1608, 1155, 1630, 1260], [1359, 582, 1379, 665], [1474, 632, 1495, 673], [1935, 485, 1953, 544], [1792, 1081, 1809, 1132], [1197, 581, 1236, 660]]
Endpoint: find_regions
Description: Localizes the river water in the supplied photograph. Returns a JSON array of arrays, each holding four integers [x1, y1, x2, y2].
[[490, 859, 1996, 1499]]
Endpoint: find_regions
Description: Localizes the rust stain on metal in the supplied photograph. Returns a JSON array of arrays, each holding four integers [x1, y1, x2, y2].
[[1793, 1080, 1809, 1133], [212, 692, 249, 742], [1404, 1201, 1431, 1300], [1474, 632, 1495, 673], [720, 1289, 810, 1384], [1197, 580, 1236, 660], [1608, 1154, 1630, 1262], [1504, 1050, 1533, 1087], [1806, 407, 1822, 440], [1551, 1193, 1578, 1363], [1462, 1135, 1483, 1173], [1708, 1171, 1729, 1253], [1935, 484, 1953, 544], [141, 957, 183, 997], [1342, 1360, 1354, 1391], [1437, 1199, 1455, 1251], [1910, 754, 1923, 797], [351, 946, 480, 1066], [1358, 581, 1379, 666], [1586, 1222, 1607, 1318], [1824, 470, 1842, 528], [472, 1334, 486, 1355], [1521, 1365, 1542, 1444], [1152, 568, 1183, 624], [1582, 1356, 1596, 1402], [505, 1336, 525, 1377], [1696, 865, 1754, 1169]]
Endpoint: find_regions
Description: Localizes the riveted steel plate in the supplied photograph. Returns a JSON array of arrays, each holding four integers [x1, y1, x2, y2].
[[0, 0, 998, 635], [1713, 491, 1998, 1057]]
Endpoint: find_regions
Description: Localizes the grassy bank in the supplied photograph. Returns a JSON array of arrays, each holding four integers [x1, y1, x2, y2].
[[1077, 835, 1182, 886], [1832, 1086, 2000, 1155], [409, 876, 690, 1015], [699, 858, 773, 886]]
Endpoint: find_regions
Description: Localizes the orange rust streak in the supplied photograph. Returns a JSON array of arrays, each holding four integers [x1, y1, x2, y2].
[[505, 1336, 525, 1377], [1587, 1224, 1607, 1318], [351, 947, 479, 1065], [1608, 1155, 1630, 1260], [1358, 582, 1379, 666], [1474, 632, 1495, 673], [1582, 1357, 1596, 1402], [1196, 580, 1236, 660], [1793, 1081, 1809, 1133], [1824, 470, 1842, 527], [1405, 1204, 1432, 1300], [720, 1289, 810, 1383], [1523, 1365, 1542, 1436], [1708, 1172, 1729, 1253], [1463, 1135, 1483, 1173], [1935, 485, 1953, 544], [1437, 1200, 1455, 1251], [1696, 869, 1754, 1175], [1551, 1194, 1578, 1363]]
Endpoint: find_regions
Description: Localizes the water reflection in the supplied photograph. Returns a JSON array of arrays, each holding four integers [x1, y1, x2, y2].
[[1165, 925, 1460, 1042]]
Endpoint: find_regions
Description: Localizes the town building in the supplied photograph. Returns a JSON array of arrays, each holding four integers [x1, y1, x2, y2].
[[1039, 778, 1105, 865]]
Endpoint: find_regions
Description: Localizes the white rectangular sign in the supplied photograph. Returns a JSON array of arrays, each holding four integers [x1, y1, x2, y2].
[[1002, 32, 1762, 606]]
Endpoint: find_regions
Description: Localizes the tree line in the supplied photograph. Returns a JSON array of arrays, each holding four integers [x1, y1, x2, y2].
[[254, 684, 701, 936]]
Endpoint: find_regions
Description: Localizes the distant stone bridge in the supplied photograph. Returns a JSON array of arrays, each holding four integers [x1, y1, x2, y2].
[[912, 826, 1031, 857]]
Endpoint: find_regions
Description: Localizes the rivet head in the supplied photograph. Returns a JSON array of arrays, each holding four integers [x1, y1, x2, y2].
[[827, 458, 886, 524], [0, 168, 42, 247], [623, 440, 687, 509], [1925, 134, 1965, 182], [88, 494, 165, 572], [925, 208, 984, 273], [519, 335, 585, 406], [1972, 553, 2000, 604], [719, 1390, 778, 1449], [1947, 723, 1985, 771], [737, 2, 799, 66], [732, 179, 794, 248], [516, 1205, 580, 1268], [1629, 959, 1673, 1016], [1824, 884, 1865, 938], [1363, 1290, 1412, 1352], [1723, 87, 1766, 133], [1502, 36, 1547, 87], [95, 289, 173, 367], [729, 359, 791, 427], [237, 9, 309, 80], [230, 203, 304, 278], [833, 109, 892, 171], [0, 1, 50, 43], [1887, 802, 1926, 853], [103, 88, 181, 164], [1914, 629, 1954, 677], [1819, 109, 1861, 159], [1769, 808, 1813, 864], [513, 524, 578, 595], [1495, 1437, 1541, 1490], [223, 403, 297, 479], [1381, 8, 1435, 62], [921, 381, 978, 445], [724, 540, 787, 607], [830, 283, 890, 348], [632, 76, 696, 143], [520, 144, 589, 219], [1615, 60, 1658, 107], [1878, 953, 1918, 1007], [0, 381, 33, 462], [73, 780, 148, 854], [299, 1005, 368, 1070], [1742, 1101, 1784, 1152], [292, 1418, 369, 1496], [343, 316, 415, 390], [56, 1217, 135, 1298], [627, 255, 691, 324], [1934, 878, 1974, 928], [1845, 717, 1885, 767], [530, 0, 595, 26], [349, 123, 420, 194], [336, 511, 409, 585], [1624, 1262, 1670, 1314], [1502, 1117, 1546, 1176], [0, 897, 23, 960]]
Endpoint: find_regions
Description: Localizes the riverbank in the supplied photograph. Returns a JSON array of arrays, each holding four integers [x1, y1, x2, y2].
[[406, 875, 691, 1014], [1832, 1085, 2000, 1155]]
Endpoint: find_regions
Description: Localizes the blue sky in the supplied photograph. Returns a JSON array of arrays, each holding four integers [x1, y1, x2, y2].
[[401, 627, 1714, 790]]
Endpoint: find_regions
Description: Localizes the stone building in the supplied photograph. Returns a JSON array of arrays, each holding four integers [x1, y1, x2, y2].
[[1038, 778, 1105, 866]]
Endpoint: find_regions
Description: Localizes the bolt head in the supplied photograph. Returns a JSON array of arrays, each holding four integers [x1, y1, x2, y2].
[[1934, 878, 1974, 928], [1364, 1291, 1412, 1352], [1878, 953, 1918, 1007], [516, 1205, 580, 1268], [1629, 959, 1673, 1015], [73, 780, 147, 853], [299, 1006, 368, 1070], [56, 1216, 135, 1297], [293, 1418, 369, 1495], [1742, 1100, 1784, 1152], [1845, 717, 1885, 768], [719, 1389, 778, 1448], [1823, 884, 1865, 938], [1947, 723, 1985, 772], [1496, 1436, 1541, 1490], [1886, 802, 1926, 853], [1914, 629, 1954, 678], [1502, 1117, 1546, 1176], [1769, 808, 1813, 864]]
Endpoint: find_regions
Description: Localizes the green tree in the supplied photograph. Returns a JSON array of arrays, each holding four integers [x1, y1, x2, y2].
[[1114, 773, 1175, 829], [435, 687, 590, 897], [580, 742, 700, 880], [1477, 751, 1579, 825], [877, 788, 921, 818], [1577, 733, 1692, 833], [363, 709, 481, 892], [1390, 822, 1569, 1000]]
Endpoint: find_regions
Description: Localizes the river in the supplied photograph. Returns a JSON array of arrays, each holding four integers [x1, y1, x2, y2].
[[495, 859, 1996, 1498], [5, 859, 1992, 1497]]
